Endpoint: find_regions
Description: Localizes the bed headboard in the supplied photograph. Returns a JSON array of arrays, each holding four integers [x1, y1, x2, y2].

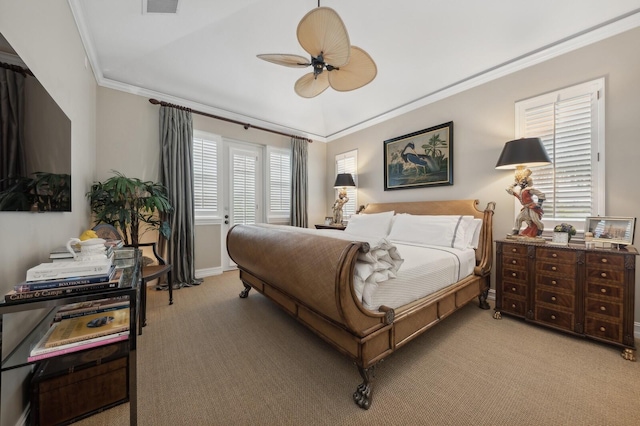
[[361, 199, 495, 276]]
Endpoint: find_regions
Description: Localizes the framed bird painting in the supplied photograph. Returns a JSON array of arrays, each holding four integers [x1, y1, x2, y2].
[[384, 121, 453, 190]]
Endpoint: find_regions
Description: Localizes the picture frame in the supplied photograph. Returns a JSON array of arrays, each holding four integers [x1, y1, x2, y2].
[[384, 121, 453, 190], [585, 216, 636, 247], [324, 217, 333, 225]]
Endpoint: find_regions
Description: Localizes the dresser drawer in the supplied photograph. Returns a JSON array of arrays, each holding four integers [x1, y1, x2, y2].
[[535, 289, 574, 310], [502, 281, 527, 298], [502, 243, 528, 256], [501, 296, 526, 316], [537, 248, 576, 263], [586, 268, 624, 284], [502, 254, 527, 269], [535, 274, 575, 291], [501, 267, 527, 282], [536, 261, 576, 276], [585, 316, 622, 343], [535, 306, 574, 331], [585, 282, 624, 300], [586, 252, 625, 269], [585, 298, 622, 319]]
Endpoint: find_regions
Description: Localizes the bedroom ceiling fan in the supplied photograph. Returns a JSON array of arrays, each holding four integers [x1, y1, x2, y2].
[[257, 3, 377, 98]]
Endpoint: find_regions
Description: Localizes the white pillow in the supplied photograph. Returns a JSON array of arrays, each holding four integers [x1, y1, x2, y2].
[[465, 218, 483, 249], [344, 211, 395, 239], [388, 214, 475, 249]]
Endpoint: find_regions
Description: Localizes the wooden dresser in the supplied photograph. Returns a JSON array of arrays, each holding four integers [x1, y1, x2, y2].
[[494, 239, 637, 360]]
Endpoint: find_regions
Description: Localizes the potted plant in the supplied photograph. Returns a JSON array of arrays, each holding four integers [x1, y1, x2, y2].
[[86, 171, 172, 247], [552, 223, 577, 244]]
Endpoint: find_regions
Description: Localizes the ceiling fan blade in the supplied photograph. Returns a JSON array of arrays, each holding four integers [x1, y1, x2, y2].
[[294, 72, 330, 98], [297, 7, 350, 68], [328, 46, 377, 92], [257, 54, 311, 68]]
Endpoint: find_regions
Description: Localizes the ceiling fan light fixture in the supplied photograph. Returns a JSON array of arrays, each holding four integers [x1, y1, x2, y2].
[[258, 6, 376, 98]]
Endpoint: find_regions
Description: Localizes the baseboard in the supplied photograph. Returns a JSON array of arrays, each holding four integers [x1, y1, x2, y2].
[[195, 267, 223, 279], [486, 289, 640, 339]]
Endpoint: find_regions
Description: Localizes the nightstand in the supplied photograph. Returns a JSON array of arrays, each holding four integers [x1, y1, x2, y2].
[[315, 224, 346, 230]]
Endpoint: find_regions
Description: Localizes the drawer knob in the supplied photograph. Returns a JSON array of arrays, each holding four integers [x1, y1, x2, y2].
[[601, 272, 607, 278], [551, 315, 556, 320], [512, 260, 517, 264], [551, 266, 557, 271], [600, 288, 607, 294], [512, 248, 517, 253], [600, 326, 606, 332], [601, 258, 608, 263], [551, 296, 557, 302], [511, 304, 516, 309], [511, 287, 516, 292], [512, 272, 517, 277], [600, 306, 606, 311], [551, 280, 557, 285], [552, 253, 557, 258]]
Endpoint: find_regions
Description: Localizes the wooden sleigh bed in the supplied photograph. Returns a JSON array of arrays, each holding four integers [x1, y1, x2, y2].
[[226, 199, 495, 409]]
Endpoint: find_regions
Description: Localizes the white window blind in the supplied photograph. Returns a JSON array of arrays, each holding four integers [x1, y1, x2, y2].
[[232, 152, 257, 225], [267, 148, 291, 221], [335, 150, 358, 218], [515, 78, 604, 231], [193, 133, 221, 217]]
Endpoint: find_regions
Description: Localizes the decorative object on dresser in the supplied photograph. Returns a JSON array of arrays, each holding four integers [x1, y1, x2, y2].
[[331, 173, 356, 225], [494, 239, 637, 361], [384, 121, 453, 190], [314, 223, 346, 230], [550, 223, 577, 246], [585, 216, 636, 248], [495, 137, 551, 239]]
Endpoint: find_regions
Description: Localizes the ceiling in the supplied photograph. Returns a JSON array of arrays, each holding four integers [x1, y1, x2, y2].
[[67, 0, 640, 142]]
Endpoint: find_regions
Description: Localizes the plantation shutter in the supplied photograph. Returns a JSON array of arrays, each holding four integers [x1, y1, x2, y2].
[[193, 134, 219, 217], [232, 151, 257, 224], [516, 78, 604, 229], [335, 150, 357, 218], [268, 149, 291, 219]]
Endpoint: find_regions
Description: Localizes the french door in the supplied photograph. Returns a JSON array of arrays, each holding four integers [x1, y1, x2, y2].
[[222, 141, 263, 270]]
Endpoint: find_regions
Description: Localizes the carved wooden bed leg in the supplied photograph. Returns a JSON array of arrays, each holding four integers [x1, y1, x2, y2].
[[478, 288, 490, 310], [239, 283, 251, 298], [353, 364, 375, 410]]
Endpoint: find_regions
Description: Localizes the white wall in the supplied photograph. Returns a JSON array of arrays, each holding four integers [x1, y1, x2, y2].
[[326, 26, 640, 323], [0, 1, 98, 424]]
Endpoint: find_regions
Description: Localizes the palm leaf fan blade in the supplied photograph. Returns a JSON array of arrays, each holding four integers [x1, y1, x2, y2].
[[297, 7, 350, 67], [328, 46, 377, 92], [256, 54, 311, 68], [294, 72, 330, 98]]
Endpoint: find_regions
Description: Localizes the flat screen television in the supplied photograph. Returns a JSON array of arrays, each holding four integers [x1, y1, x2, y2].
[[0, 32, 71, 212]]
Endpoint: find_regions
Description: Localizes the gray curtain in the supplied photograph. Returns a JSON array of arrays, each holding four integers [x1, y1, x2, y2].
[[159, 106, 202, 287], [0, 65, 26, 191], [290, 137, 308, 227]]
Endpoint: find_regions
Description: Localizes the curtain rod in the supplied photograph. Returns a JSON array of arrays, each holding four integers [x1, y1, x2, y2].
[[148, 98, 312, 143], [0, 61, 33, 77]]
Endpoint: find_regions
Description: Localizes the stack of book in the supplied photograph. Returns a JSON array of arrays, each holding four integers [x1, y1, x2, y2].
[[28, 299, 130, 361], [5, 255, 117, 302]]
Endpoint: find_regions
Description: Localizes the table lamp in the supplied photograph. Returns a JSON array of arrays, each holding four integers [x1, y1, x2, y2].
[[332, 173, 356, 225]]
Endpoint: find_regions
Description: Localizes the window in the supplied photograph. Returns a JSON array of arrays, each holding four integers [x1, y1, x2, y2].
[[266, 147, 291, 223], [335, 150, 358, 219], [515, 78, 604, 232], [232, 150, 257, 225], [193, 131, 222, 218]]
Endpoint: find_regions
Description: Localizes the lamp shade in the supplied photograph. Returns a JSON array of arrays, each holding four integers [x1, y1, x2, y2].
[[334, 173, 356, 188], [495, 138, 551, 169]]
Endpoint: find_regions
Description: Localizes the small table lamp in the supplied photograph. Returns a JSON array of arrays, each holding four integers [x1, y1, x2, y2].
[[332, 173, 356, 225], [496, 137, 551, 238]]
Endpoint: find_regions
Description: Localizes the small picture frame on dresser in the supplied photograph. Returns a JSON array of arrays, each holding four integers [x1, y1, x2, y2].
[[324, 217, 333, 225], [550, 232, 569, 246], [585, 216, 636, 247]]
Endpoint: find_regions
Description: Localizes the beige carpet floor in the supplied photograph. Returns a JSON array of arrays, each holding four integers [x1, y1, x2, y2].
[[74, 271, 640, 426]]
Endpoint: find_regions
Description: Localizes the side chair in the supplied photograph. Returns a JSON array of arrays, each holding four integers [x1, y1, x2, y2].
[[93, 224, 173, 335]]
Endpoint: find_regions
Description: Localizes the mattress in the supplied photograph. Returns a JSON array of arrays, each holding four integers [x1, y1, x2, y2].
[[362, 243, 476, 311]]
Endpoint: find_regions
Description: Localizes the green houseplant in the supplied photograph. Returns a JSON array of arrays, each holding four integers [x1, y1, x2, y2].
[[86, 171, 172, 247]]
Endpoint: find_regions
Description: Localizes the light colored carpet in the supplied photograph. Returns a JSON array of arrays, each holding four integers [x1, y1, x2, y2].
[[75, 271, 640, 426]]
